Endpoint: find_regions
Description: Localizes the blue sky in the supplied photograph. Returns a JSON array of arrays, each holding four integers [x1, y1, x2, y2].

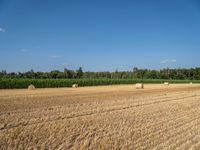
[[0, 0, 200, 72]]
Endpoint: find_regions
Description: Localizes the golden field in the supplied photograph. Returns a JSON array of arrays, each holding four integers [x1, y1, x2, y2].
[[1, 84, 200, 150]]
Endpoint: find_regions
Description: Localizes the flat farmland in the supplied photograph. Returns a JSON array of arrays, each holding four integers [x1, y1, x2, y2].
[[1, 84, 200, 150]]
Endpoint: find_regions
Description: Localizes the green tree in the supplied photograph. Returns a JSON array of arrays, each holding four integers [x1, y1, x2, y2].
[[77, 67, 83, 78]]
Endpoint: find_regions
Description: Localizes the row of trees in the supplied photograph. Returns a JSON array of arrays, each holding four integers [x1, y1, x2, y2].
[[1, 67, 200, 80]]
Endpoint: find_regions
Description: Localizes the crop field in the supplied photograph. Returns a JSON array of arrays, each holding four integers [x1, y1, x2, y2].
[[1, 78, 200, 89], [1, 84, 200, 149]]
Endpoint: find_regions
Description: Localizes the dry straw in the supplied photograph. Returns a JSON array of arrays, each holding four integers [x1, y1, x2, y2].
[[164, 82, 169, 86], [72, 84, 78, 88], [135, 83, 144, 89], [28, 84, 35, 90]]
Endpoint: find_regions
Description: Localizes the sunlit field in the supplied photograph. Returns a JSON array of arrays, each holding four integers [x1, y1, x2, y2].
[[1, 84, 200, 149]]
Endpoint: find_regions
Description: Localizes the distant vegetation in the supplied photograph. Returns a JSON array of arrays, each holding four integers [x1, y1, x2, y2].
[[1, 67, 200, 89], [1, 67, 200, 80], [1, 78, 200, 89]]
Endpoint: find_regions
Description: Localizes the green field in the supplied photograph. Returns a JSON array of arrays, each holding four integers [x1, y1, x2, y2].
[[0, 78, 200, 89]]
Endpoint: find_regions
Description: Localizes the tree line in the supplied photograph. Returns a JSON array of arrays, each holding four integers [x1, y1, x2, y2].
[[1, 67, 200, 80]]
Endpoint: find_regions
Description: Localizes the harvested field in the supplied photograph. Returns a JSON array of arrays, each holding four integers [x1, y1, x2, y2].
[[1, 84, 200, 149]]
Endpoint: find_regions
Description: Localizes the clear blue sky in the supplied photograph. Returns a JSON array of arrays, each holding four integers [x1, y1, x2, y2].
[[0, 0, 200, 72]]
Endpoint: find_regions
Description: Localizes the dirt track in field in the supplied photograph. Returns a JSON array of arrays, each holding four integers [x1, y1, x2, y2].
[[1, 84, 200, 149]]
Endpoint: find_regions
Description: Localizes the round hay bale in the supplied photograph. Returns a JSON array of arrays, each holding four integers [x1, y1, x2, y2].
[[72, 84, 78, 88], [164, 82, 169, 86], [28, 84, 35, 90], [135, 83, 144, 89]]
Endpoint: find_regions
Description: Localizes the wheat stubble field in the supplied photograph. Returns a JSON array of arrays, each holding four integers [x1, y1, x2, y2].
[[1, 84, 200, 150]]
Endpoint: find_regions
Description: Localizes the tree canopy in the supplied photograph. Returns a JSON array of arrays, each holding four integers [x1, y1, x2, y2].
[[1, 67, 200, 80]]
